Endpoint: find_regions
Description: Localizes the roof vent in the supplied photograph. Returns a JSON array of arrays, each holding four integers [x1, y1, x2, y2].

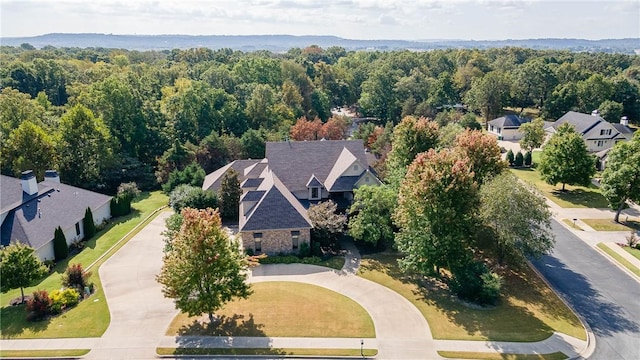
[[591, 109, 600, 116], [44, 169, 60, 183]]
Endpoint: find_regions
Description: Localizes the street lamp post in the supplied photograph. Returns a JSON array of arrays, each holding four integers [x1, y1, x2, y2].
[[360, 339, 364, 358]]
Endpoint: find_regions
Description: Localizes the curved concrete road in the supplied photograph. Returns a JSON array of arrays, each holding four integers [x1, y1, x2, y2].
[[532, 220, 640, 360], [251, 264, 437, 359]]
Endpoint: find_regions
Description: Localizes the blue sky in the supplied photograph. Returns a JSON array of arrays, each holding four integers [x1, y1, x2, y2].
[[1, 0, 638, 40]]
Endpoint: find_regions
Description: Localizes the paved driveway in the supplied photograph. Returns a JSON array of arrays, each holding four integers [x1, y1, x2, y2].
[[532, 220, 640, 360], [88, 211, 178, 359]]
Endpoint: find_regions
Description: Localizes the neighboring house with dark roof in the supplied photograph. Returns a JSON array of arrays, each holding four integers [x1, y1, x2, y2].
[[545, 111, 634, 152], [1, 170, 111, 261], [204, 139, 381, 255], [487, 115, 531, 140], [202, 159, 264, 193]]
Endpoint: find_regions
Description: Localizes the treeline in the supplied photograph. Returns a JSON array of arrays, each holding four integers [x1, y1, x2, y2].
[[1, 44, 639, 193]]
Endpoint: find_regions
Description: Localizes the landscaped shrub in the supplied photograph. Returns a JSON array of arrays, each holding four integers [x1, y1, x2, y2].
[[26, 290, 51, 321], [514, 151, 524, 167], [506, 149, 514, 165], [117, 182, 141, 202], [49, 288, 80, 314], [162, 163, 206, 194], [83, 207, 96, 239], [450, 261, 502, 306], [299, 241, 311, 257], [53, 226, 68, 260], [62, 263, 92, 292], [524, 151, 532, 166], [110, 194, 132, 217], [169, 184, 218, 212]]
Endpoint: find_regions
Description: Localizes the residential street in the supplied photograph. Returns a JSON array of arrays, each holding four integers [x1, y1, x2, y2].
[[532, 219, 640, 360]]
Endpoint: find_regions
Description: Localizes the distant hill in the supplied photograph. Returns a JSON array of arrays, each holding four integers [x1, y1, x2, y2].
[[2, 33, 639, 54]]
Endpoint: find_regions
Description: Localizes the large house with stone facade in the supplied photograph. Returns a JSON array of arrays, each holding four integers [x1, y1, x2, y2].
[[203, 139, 381, 255], [1, 170, 111, 261]]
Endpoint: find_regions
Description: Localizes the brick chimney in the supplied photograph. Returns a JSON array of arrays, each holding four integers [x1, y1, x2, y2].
[[20, 170, 38, 196], [44, 169, 60, 183]]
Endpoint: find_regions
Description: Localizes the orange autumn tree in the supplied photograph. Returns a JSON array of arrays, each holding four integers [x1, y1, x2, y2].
[[289, 116, 322, 141]]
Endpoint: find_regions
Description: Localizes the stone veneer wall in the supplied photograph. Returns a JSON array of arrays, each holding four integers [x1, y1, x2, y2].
[[241, 228, 310, 255]]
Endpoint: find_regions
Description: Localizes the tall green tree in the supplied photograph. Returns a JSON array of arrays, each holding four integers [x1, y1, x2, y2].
[[480, 172, 554, 264], [53, 226, 69, 261], [2, 120, 57, 179], [0, 243, 48, 303], [156, 208, 251, 323], [83, 207, 96, 239], [348, 185, 396, 248], [464, 71, 510, 122], [600, 133, 640, 222], [519, 118, 546, 152], [57, 104, 115, 188], [539, 123, 596, 191], [219, 169, 241, 221], [394, 149, 478, 275], [385, 116, 439, 188]]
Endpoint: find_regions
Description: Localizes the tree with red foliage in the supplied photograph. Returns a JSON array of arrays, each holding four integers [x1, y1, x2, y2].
[[289, 117, 322, 141]]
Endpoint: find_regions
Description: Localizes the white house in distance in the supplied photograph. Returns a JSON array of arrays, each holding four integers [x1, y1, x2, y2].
[[487, 115, 531, 140], [545, 111, 635, 152], [1, 170, 111, 261]]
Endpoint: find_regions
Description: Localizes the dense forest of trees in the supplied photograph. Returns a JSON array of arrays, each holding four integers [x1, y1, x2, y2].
[[1, 44, 639, 193]]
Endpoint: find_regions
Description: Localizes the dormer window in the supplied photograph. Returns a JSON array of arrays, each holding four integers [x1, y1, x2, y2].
[[310, 187, 320, 200]]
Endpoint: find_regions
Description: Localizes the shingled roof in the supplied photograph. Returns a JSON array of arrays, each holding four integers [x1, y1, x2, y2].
[[488, 115, 531, 129], [265, 140, 369, 194], [1, 175, 111, 251], [202, 159, 261, 192], [239, 171, 312, 232]]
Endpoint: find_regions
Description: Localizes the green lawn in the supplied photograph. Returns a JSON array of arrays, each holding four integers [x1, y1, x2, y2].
[[562, 219, 583, 231], [166, 281, 375, 338], [623, 246, 640, 261], [510, 168, 608, 208], [0, 191, 168, 339], [157, 347, 378, 357], [0, 349, 90, 358], [358, 254, 585, 342], [581, 219, 640, 232], [597, 243, 640, 277], [438, 351, 567, 360]]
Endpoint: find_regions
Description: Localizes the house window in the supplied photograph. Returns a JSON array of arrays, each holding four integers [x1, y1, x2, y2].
[[600, 129, 612, 136], [596, 140, 605, 147], [75, 222, 81, 236], [253, 233, 262, 252], [310, 187, 320, 200], [365, 176, 370, 183], [353, 164, 359, 171], [291, 231, 300, 250]]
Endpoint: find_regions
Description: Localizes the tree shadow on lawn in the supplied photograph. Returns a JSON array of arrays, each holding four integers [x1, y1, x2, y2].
[[0, 305, 51, 339], [413, 274, 554, 342], [531, 255, 640, 338], [177, 313, 266, 337], [550, 188, 608, 208]]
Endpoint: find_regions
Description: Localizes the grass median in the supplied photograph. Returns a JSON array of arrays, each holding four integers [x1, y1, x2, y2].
[[597, 243, 640, 277], [358, 254, 585, 342], [0, 191, 168, 339], [166, 281, 375, 338], [581, 218, 640, 232], [438, 350, 567, 360], [0, 349, 90, 358]]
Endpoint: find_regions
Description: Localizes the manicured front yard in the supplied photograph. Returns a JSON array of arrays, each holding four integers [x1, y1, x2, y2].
[[0, 191, 168, 339], [166, 281, 375, 338], [438, 351, 567, 360], [510, 168, 608, 208], [157, 347, 378, 357], [581, 218, 640, 232], [358, 254, 585, 342]]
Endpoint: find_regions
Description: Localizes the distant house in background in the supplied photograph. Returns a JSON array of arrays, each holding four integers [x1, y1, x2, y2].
[[545, 111, 634, 152], [1, 170, 111, 261], [203, 139, 381, 255], [487, 115, 531, 140]]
